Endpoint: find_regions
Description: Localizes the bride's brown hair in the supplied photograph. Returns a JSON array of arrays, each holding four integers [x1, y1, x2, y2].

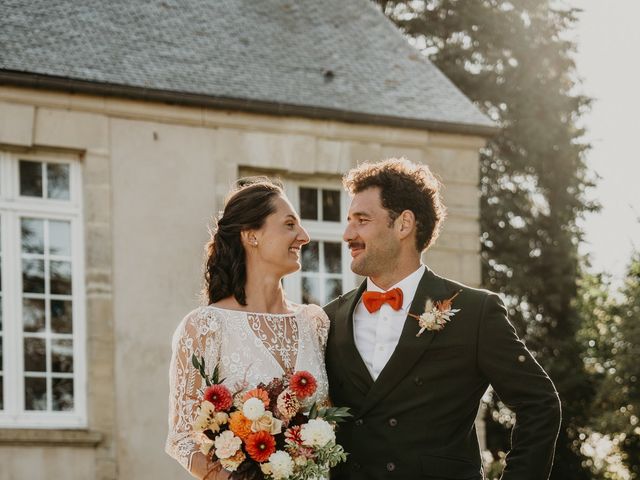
[[204, 177, 283, 306]]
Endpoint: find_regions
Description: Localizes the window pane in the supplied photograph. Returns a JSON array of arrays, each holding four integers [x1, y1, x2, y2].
[[47, 163, 71, 200], [325, 279, 342, 304], [50, 260, 72, 295], [23, 298, 46, 333], [0, 337, 3, 371], [51, 300, 73, 334], [322, 190, 341, 222], [324, 242, 342, 273], [25, 376, 47, 410], [22, 259, 45, 293], [301, 241, 319, 272], [49, 220, 71, 256], [302, 277, 320, 305], [19, 160, 43, 197], [0, 375, 3, 411], [24, 337, 47, 372], [52, 378, 74, 411], [52, 339, 73, 373], [299, 188, 318, 220], [21, 218, 45, 254]]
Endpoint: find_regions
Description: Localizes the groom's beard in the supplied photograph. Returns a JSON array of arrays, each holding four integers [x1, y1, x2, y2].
[[348, 240, 400, 278]]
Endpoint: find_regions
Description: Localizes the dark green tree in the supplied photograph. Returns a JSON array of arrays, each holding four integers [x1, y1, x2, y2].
[[375, 1, 598, 478], [579, 254, 640, 478]]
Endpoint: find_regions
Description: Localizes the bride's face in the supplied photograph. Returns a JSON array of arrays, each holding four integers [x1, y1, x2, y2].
[[250, 195, 310, 276]]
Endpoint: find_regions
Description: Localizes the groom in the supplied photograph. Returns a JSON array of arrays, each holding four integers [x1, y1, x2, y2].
[[324, 158, 561, 480]]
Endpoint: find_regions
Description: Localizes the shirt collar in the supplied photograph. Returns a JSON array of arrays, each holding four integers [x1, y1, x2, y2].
[[365, 264, 426, 312]]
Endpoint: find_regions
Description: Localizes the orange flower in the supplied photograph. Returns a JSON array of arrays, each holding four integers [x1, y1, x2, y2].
[[242, 388, 270, 408], [245, 431, 276, 463], [229, 411, 253, 440]]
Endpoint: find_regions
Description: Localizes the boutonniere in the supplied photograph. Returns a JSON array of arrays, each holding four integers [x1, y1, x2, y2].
[[409, 290, 462, 337]]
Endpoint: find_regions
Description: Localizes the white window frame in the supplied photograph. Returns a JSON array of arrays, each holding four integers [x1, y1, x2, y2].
[[283, 180, 356, 305], [0, 151, 86, 429]]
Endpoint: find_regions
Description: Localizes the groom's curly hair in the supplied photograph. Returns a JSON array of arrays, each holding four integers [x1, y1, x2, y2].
[[343, 158, 446, 251], [203, 177, 283, 306]]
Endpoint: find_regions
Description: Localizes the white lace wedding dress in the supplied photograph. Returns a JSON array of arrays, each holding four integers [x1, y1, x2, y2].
[[165, 303, 330, 473]]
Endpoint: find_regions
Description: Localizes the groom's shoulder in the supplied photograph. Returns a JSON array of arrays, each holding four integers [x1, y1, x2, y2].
[[434, 271, 501, 304], [322, 286, 360, 317]]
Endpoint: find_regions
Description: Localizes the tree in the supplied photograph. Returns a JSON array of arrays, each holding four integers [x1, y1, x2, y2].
[[375, 1, 598, 478], [579, 254, 640, 479]]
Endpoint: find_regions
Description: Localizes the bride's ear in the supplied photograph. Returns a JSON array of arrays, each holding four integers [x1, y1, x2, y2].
[[240, 230, 259, 249]]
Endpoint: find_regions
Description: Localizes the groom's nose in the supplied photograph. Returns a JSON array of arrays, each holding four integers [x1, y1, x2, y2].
[[343, 222, 355, 243]]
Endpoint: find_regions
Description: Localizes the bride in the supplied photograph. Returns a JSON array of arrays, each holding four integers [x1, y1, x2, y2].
[[165, 178, 330, 479]]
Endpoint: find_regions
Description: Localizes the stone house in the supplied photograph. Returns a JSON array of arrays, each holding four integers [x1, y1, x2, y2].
[[0, 0, 494, 478]]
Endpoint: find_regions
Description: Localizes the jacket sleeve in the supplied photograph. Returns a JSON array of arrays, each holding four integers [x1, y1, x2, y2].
[[477, 293, 562, 480]]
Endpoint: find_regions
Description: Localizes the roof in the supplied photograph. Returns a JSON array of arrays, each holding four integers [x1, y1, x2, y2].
[[0, 0, 496, 135]]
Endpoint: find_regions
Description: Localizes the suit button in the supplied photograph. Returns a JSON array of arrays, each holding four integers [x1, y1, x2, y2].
[[352, 461, 361, 470], [414, 376, 423, 386], [386, 462, 396, 472], [354, 418, 364, 426], [388, 418, 398, 427]]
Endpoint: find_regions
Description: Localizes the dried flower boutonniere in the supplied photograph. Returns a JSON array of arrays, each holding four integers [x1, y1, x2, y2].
[[409, 290, 463, 337]]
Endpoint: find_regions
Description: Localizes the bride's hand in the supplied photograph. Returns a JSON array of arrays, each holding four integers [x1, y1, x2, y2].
[[190, 452, 231, 480]]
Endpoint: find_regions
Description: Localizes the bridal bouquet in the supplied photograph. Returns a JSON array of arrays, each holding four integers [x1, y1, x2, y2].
[[191, 355, 350, 480]]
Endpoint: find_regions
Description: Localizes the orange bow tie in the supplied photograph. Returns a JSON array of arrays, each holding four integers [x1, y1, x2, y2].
[[362, 288, 404, 313]]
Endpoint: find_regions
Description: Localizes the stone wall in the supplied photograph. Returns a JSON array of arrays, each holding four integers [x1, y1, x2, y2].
[[0, 86, 486, 479]]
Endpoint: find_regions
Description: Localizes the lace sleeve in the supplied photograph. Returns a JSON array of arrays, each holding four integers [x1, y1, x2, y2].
[[165, 307, 221, 473], [305, 304, 330, 351]]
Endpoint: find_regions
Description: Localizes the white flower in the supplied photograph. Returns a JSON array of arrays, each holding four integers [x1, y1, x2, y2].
[[214, 430, 242, 459], [242, 397, 266, 421], [193, 401, 217, 432], [267, 450, 294, 479], [215, 411, 229, 425], [300, 418, 335, 447]]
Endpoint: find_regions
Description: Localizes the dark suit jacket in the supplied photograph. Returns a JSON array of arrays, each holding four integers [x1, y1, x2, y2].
[[324, 267, 561, 480]]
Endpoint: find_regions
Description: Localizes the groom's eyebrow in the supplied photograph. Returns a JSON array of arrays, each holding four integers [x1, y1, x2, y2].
[[348, 211, 370, 220]]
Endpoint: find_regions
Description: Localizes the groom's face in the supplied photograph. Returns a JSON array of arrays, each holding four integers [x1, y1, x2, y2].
[[343, 187, 401, 278]]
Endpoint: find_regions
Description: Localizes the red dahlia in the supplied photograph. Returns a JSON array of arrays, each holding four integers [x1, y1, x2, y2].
[[245, 431, 276, 462], [203, 384, 233, 411], [289, 371, 317, 399]]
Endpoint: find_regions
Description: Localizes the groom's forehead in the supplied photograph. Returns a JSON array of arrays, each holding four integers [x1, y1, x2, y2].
[[349, 188, 382, 210]]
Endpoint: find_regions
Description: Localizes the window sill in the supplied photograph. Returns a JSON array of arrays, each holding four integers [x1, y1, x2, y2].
[[0, 428, 103, 447]]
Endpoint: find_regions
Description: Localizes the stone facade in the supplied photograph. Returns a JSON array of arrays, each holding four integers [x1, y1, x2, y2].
[[0, 85, 486, 479]]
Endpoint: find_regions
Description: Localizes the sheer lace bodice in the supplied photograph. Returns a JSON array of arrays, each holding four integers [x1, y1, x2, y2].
[[165, 303, 330, 473]]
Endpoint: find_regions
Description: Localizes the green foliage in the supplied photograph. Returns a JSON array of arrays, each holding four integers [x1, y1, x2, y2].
[[191, 354, 224, 387], [374, 1, 598, 478], [287, 443, 348, 480], [309, 404, 352, 423], [578, 254, 640, 478]]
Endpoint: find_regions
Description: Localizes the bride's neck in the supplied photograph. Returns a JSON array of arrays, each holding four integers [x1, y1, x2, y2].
[[241, 271, 289, 314]]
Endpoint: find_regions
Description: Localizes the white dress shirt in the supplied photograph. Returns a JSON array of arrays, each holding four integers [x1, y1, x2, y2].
[[353, 264, 426, 381]]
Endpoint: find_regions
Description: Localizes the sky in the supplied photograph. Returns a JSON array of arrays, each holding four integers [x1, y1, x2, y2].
[[569, 0, 640, 285]]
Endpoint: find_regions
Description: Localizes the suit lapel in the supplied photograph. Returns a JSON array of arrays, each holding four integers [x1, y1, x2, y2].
[[359, 267, 451, 416], [333, 279, 374, 396]]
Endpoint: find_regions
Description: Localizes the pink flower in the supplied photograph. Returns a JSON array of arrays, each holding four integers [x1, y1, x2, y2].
[[214, 430, 242, 459], [277, 389, 300, 419]]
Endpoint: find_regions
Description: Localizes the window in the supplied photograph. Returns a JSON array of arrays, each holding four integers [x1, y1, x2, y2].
[[284, 183, 355, 305], [0, 152, 85, 428]]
